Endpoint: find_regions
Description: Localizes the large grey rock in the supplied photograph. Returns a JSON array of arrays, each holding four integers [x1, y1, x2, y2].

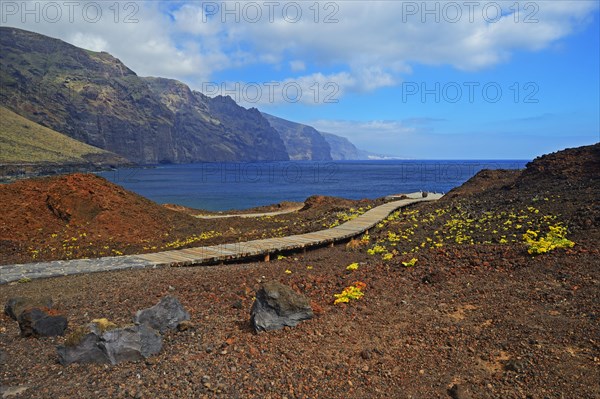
[[57, 323, 162, 366], [57, 332, 108, 365], [133, 296, 190, 333], [5, 297, 53, 320], [100, 324, 162, 364], [250, 281, 314, 332], [18, 308, 67, 337]]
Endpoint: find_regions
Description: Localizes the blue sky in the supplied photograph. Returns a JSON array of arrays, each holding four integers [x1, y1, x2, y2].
[[2, 1, 599, 159]]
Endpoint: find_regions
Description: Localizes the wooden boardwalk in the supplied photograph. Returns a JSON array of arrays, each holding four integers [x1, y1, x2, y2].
[[0, 194, 442, 284]]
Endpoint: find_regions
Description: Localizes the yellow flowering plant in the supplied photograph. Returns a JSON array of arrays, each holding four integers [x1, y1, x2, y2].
[[333, 281, 366, 304], [523, 225, 575, 255], [402, 258, 418, 267], [346, 262, 359, 271]]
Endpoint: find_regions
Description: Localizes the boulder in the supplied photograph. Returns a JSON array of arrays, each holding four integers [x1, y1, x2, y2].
[[133, 296, 190, 333], [18, 307, 67, 337], [5, 297, 53, 320], [57, 331, 109, 365], [100, 324, 162, 364], [250, 281, 313, 332], [57, 322, 162, 366]]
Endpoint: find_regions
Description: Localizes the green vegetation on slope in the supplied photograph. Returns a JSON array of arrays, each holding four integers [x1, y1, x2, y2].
[[0, 106, 117, 164]]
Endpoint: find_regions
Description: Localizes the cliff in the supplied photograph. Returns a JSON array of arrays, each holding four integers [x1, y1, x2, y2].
[[262, 113, 332, 161], [0, 27, 289, 164]]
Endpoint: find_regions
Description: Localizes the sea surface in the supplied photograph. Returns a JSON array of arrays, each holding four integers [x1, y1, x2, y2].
[[98, 160, 528, 211]]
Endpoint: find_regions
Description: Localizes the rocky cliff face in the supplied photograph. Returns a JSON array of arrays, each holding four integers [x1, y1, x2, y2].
[[200, 94, 290, 161], [0, 27, 289, 163], [319, 132, 365, 160], [262, 113, 332, 161], [143, 77, 289, 162]]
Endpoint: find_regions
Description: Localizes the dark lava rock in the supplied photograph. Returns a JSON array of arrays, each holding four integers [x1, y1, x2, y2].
[[57, 323, 162, 365], [448, 384, 472, 399], [232, 300, 243, 310], [505, 358, 528, 373], [360, 349, 373, 360], [421, 272, 443, 285], [100, 324, 162, 364], [5, 297, 53, 320], [133, 296, 190, 333], [250, 281, 313, 332], [57, 331, 109, 365], [18, 308, 67, 337]]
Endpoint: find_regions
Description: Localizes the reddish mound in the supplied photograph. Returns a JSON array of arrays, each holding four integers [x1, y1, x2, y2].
[[0, 173, 205, 264], [0, 173, 198, 244], [446, 143, 599, 201], [444, 169, 521, 199], [520, 143, 600, 183]]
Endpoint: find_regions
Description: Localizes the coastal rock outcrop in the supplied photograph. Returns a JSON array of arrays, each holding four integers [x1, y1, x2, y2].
[[0, 27, 289, 164]]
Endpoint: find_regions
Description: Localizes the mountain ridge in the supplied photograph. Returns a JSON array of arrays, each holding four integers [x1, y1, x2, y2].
[[1, 27, 370, 166], [0, 27, 289, 164]]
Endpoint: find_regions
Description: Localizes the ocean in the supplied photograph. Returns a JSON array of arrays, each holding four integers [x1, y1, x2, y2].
[[98, 160, 528, 211]]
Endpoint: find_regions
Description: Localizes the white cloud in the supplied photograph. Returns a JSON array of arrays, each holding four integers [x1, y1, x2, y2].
[[1, 0, 597, 97], [289, 60, 306, 72], [228, 1, 598, 71], [205, 68, 402, 106], [310, 119, 417, 140], [172, 4, 222, 36], [0, 1, 225, 81], [69, 32, 108, 52]]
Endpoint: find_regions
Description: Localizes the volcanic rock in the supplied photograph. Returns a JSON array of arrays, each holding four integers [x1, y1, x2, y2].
[[250, 281, 313, 332], [5, 297, 53, 320], [18, 307, 67, 337], [133, 296, 190, 333]]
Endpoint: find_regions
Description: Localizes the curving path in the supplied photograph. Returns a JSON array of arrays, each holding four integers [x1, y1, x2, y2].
[[193, 205, 304, 219], [0, 193, 442, 284]]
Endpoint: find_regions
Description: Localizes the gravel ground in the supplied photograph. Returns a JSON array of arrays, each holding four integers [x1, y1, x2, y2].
[[1, 238, 598, 399]]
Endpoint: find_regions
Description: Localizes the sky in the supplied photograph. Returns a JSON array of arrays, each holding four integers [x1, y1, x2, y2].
[[1, 0, 599, 159]]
